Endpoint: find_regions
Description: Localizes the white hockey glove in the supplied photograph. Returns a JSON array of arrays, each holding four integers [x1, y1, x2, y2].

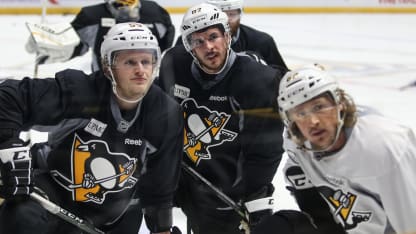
[[239, 185, 275, 234], [0, 138, 33, 199], [25, 22, 80, 64]]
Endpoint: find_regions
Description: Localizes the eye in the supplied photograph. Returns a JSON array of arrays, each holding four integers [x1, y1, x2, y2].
[[312, 103, 325, 112], [191, 38, 204, 47], [141, 59, 152, 66], [125, 59, 138, 66], [296, 111, 307, 119], [208, 33, 220, 42]]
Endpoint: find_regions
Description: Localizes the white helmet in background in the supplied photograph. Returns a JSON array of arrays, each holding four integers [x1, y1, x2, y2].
[[105, 0, 141, 22], [277, 64, 340, 127], [206, 0, 244, 12], [180, 3, 230, 53], [101, 22, 161, 102]]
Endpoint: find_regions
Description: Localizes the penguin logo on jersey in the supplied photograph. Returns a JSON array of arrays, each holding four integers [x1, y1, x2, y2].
[[182, 99, 237, 165], [51, 134, 138, 204], [319, 187, 372, 230]]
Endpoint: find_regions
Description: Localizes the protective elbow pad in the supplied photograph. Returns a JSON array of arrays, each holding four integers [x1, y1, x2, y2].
[[143, 205, 173, 233]]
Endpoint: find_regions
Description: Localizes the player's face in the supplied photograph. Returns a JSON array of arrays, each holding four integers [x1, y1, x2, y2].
[[190, 27, 230, 73], [225, 9, 241, 36], [111, 49, 155, 103], [288, 95, 344, 151]]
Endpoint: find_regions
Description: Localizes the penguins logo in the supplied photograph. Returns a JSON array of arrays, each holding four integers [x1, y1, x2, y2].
[[320, 187, 372, 230], [182, 99, 237, 165], [51, 134, 138, 204]]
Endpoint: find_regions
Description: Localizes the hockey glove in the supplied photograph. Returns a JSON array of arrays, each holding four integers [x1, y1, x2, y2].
[[240, 185, 275, 234], [25, 22, 80, 64], [0, 138, 33, 199]]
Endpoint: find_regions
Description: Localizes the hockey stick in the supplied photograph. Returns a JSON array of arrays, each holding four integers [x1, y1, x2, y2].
[[30, 192, 105, 234], [68, 170, 129, 189], [181, 161, 248, 222], [183, 124, 216, 150], [33, 0, 47, 78], [14, 131, 104, 234], [33, 55, 49, 78]]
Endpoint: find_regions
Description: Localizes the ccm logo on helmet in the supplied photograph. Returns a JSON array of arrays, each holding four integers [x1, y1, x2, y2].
[[287, 87, 305, 98]]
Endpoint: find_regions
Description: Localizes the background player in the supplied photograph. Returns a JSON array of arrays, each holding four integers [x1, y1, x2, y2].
[[26, 0, 175, 72]]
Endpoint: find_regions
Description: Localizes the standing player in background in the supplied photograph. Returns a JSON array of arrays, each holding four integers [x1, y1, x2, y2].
[[0, 22, 183, 234], [26, 0, 175, 72], [175, 0, 288, 70], [158, 3, 285, 234], [253, 64, 416, 234]]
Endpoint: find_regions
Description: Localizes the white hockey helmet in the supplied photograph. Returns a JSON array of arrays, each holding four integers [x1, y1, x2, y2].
[[277, 64, 340, 127], [101, 22, 161, 71], [180, 3, 230, 52], [105, 0, 141, 22], [101, 22, 161, 103], [206, 0, 244, 11]]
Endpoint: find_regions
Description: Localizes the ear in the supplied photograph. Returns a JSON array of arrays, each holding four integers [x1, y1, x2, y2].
[[102, 66, 110, 77], [101, 59, 111, 78], [338, 102, 345, 112]]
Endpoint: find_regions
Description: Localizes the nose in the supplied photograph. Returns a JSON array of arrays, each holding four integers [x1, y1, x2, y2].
[[202, 39, 216, 49], [306, 113, 320, 125], [132, 64, 146, 74]]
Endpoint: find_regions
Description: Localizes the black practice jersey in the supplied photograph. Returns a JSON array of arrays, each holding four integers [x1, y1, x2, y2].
[[175, 23, 288, 71], [71, 0, 175, 71], [158, 45, 285, 201], [0, 70, 183, 228], [231, 24, 288, 70]]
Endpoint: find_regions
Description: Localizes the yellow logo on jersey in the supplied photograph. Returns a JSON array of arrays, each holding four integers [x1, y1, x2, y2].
[[182, 99, 237, 165], [51, 134, 138, 204]]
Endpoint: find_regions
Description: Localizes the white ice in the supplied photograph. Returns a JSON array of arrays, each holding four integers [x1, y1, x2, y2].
[[1, 12, 415, 233]]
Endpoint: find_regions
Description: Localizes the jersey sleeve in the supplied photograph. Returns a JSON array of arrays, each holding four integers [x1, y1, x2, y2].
[[0, 70, 101, 137], [239, 67, 285, 198], [70, 6, 100, 58], [257, 34, 288, 71], [376, 127, 416, 233], [155, 4, 175, 51]]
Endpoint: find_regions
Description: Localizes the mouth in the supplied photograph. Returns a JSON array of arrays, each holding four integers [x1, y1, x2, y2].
[[131, 77, 147, 84], [310, 128, 326, 137], [205, 52, 217, 60]]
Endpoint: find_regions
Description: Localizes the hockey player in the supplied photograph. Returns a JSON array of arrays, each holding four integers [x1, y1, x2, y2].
[[0, 22, 183, 234], [158, 3, 285, 234], [175, 0, 288, 70], [253, 64, 416, 234], [26, 0, 175, 72]]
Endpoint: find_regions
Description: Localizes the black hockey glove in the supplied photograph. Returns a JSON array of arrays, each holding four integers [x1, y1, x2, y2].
[[240, 184, 275, 234], [0, 138, 34, 199]]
